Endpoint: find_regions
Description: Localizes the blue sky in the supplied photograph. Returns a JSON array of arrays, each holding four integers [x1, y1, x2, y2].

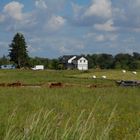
[[0, 0, 140, 58]]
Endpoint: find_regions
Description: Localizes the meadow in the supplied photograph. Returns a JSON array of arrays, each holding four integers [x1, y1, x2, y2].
[[0, 69, 140, 140]]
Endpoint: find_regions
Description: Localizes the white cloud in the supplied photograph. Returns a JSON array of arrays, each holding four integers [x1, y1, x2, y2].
[[1, 1, 36, 31], [58, 43, 84, 54], [94, 19, 117, 31], [28, 45, 42, 53], [84, 32, 118, 42], [45, 0, 66, 11], [57, 41, 85, 54], [136, 0, 140, 5], [59, 46, 70, 53], [84, 0, 112, 19], [29, 35, 85, 55], [35, 0, 47, 9], [112, 0, 140, 32], [1, 0, 140, 57], [0, 14, 5, 22], [71, 2, 83, 18], [113, 7, 126, 22], [95, 35, 106, 42], [132, 27, 140, 32], [43, 37, 85, 54], [45, 15, 66, 31], [133, 0, 140, 8], [3, 1, 24, 21], [95, 34, 118, 42], [123, 37, 135, 44]]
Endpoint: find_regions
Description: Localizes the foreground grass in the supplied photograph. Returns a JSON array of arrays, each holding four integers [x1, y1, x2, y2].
[[0, 87, 140, 140]]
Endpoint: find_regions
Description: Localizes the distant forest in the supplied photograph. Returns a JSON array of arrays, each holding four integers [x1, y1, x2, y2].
[[86, 52, 140, 70], [0, 52, 140, 70]]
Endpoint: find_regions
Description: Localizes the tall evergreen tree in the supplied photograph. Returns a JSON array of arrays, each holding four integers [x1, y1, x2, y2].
[[9, 33, 29, 68]]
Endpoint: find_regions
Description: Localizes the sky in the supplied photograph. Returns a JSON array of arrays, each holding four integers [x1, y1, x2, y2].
[[0, 0, 140, 58]]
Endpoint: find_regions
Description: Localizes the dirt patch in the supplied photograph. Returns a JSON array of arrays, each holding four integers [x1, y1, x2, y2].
[[0, 83, 7, 87], [87, 84, 97, 88], [87, 84, 114, 88], [23, 83, 42, 88], [0, 81, 22, 87], [0, 82, 41, 88], [48, 82, 63, 88], [0, 81, 115, 88], [7, 81, 22, 87]]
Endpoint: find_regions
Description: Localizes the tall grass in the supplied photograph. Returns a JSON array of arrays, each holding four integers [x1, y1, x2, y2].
[[0, 70, 140, 139], [3, 103, 117, 140], [0, 87, 140, 139]]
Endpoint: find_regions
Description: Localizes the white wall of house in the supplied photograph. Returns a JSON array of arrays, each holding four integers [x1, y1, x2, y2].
[[77, 57, 88, 70]]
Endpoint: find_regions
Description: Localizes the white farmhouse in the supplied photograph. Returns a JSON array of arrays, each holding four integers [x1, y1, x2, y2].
[[73, 56, 88, 70], [60, 55, 88, 70]]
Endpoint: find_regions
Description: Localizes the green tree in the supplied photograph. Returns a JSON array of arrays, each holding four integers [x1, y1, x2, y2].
[[49, 59, 59, 69], [133, 52, 140, 60], [114, 53, 132, 70], [86, 54, 98, 69], [9, 33, 29, 68], [0, 55, 10, 65], [96, 54, 114, 69], [29, 57, 50, 69]]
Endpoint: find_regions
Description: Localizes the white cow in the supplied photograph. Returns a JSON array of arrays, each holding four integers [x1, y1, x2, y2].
[[102, 75, 107, 79], [122, 70, 126, 73], [132, 71, 137, 75], [93, 75, 96, 79]]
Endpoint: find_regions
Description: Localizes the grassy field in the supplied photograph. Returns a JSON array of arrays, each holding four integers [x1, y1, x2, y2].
[[73, 69, 140, 81], [0, 69, 140, 140]]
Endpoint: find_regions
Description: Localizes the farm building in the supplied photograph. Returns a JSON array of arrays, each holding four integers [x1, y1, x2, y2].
[[60, 55, 88, 70], [31, 65, 44, 70], [0, 64, 16, 69]]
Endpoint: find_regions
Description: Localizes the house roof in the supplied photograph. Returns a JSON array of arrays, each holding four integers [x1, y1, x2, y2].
[[60, 55, 87, 63], [60, 55, 77, 63], [72, 56, 87, 61]]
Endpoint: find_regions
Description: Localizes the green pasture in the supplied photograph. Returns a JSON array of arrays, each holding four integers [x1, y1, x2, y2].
[[0, 70, 140, 140], [0, 69, 139, 83], [73, 69, 140, 81]]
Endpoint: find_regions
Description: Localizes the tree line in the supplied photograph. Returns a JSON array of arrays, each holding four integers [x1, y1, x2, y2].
[[0, 55, 59, 69], [0, 33, 140, 70], [86, 52, 140, 70], [1, 52, 140, 70]]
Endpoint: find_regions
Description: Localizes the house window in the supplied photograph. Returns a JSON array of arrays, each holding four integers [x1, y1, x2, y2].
[[84, 60, 86, 63], [80, 60, 82, 63]]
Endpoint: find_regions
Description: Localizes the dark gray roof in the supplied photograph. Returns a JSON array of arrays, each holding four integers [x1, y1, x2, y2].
[[60, 55, 87, 63], [60, 55, 77, 63]]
